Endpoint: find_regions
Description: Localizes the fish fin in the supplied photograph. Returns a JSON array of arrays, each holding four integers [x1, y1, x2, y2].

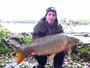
[[11, 50, 25, 64], [67, 47, 72, 55], [49, 54, 55, 62]]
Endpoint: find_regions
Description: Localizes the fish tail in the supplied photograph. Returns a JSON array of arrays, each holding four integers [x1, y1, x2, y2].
[[10, 50, 25, 64]]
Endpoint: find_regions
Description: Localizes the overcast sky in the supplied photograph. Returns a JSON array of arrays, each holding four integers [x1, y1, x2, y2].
[[0, 0, 90, 20]]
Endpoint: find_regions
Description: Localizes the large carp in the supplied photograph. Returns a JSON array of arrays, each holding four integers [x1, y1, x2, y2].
[[11, 33, 80, 64]]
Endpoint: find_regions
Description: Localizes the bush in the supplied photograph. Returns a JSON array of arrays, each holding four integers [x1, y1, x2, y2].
[[0, 24, 32, 55], [72, 44, 90, 62], [0, 24, 16, 55]]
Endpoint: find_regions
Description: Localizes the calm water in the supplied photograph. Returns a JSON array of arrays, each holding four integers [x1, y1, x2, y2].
[[1, 23, 90, 33], [1, 23, 90, 43], [1, 23, 36, 33], [63, 24, 90, 33]]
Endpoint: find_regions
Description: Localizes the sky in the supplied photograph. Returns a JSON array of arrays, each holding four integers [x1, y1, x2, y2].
[[0, 0, 90, 21]]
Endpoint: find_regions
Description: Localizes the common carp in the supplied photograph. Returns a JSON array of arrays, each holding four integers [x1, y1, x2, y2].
[[11, 33, 80, 64]]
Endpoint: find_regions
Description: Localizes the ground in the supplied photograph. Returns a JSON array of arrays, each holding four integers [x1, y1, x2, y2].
[[0, 55, 90, 68]]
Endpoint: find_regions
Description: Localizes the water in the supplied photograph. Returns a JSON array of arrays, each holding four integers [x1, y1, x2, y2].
[[1, 23, 90, 43], [1, 23, 90, 33], [63, 24, 90, 33], [1, 23, 36, 33]]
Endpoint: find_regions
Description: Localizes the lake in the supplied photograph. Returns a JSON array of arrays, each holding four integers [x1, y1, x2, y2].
[[1, 23, 90, 33], [1, 23, 90, 44], [1, 23, 36, 33]]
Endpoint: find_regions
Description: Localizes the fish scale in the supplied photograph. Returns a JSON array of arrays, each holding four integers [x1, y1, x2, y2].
[[30, 35, 67, 55], [11, 33, 81, 64]]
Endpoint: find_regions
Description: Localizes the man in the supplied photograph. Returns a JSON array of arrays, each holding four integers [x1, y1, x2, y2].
[[32, 7, 65, 68]]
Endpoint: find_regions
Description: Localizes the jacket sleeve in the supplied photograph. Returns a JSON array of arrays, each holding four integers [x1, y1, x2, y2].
[[56, 24, 64, 33], [32, 23, 46, 39]]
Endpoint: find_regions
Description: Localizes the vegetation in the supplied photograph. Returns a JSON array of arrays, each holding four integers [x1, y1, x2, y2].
[[72, 44, 90, 62], [0, 24, 32, 55], [0, 24, 90, 67], [0, 23, 90, 58], [0, 24, 14, 55]]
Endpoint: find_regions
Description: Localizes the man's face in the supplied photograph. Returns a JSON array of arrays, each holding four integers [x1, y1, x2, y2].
[[45, 11, 56, 25]]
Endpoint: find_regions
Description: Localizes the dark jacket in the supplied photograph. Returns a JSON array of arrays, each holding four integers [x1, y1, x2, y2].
[[32, 17, 63, 39]]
